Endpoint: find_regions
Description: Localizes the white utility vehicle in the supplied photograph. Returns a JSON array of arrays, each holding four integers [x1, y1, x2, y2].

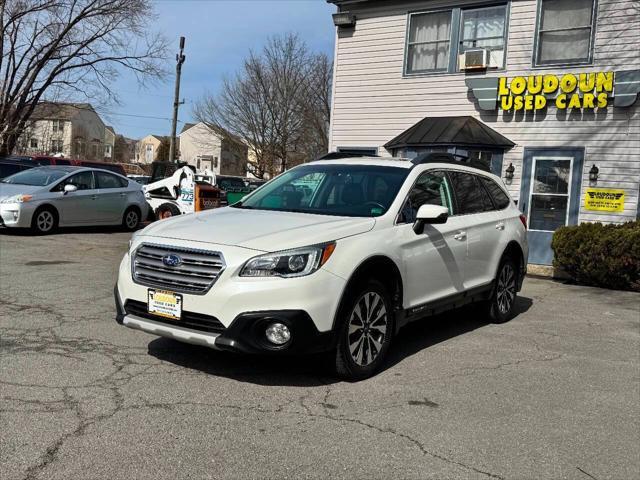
[[115, 153, 528, 380], [143, 162, 223, 219]]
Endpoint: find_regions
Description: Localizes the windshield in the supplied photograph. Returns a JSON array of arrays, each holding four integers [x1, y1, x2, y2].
[[233, 163, 409, 217], [0, 168, 69, 186]]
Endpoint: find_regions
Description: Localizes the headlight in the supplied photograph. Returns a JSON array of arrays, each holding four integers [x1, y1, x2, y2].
[[240, 242, 336, 278], [1, 194, 33, 204]]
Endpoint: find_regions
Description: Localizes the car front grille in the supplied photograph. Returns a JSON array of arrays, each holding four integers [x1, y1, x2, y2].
[[132, 243, 225, 294], [124, 300, 226, 334]]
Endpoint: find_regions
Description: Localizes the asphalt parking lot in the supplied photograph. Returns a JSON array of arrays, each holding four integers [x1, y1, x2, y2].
[[1, 228, 639, 480]]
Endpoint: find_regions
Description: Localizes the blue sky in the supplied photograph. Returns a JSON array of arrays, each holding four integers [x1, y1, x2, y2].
[[105, 0, 336, 139]]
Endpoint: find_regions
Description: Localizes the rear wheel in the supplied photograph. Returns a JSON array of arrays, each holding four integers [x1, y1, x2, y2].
[[485, 257, 518, 323], [334, 279, 394, 381], [31, 207, 58, 235], [122, 207, 141, 231], [155, 203, 181, 220]]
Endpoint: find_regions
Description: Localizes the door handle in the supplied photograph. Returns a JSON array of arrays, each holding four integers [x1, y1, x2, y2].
[[453, 231, 466, 241], [495, 222, 505, 230], [120, 193, 127, 197], [91, 195, 98, 200]]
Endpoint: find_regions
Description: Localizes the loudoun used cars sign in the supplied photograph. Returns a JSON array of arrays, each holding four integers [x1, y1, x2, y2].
[[466, 69, 640, 111]]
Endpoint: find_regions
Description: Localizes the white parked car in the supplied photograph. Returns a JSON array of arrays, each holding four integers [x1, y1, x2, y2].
[[0, 166, 148, 234], [115, 154, 528, 380]]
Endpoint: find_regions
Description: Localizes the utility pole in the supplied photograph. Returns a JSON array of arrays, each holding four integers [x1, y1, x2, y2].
[[169, 36, 186, 163]]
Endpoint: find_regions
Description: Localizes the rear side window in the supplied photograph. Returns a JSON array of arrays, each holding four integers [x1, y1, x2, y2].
[[479, 176, 511, 209], [95, 171, 128, 189], [447, 171, 494, 214]]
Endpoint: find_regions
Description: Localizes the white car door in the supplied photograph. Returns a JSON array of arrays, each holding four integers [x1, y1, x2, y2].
[[53, 171, 99, 225], [93, 171, 129, 223], [394, 170, 468, 308], [446, 170, 502, 288]]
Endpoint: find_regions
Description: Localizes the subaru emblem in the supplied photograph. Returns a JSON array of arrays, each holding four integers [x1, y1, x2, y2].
[[162, 253, 182, 267]]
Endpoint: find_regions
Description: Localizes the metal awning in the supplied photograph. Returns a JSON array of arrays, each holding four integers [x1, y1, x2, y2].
[[384, 116, 515, 151]]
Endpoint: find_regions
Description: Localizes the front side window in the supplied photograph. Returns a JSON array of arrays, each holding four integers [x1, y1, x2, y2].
[[235, 164, 409, 217], [407, 11, 452, 73], [406, 5, 508, 74], [398, 171, 454, 223], [535, 0, 596, 66], [54, 171, 95, 191], [448, 171, 494, 214]]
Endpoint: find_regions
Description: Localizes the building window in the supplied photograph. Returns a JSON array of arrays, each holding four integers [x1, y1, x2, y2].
[[51, 139, 63, 153], [405, 5, 508, 75], [406, 11, 452, 73], [52, 119, 64, 133], [534, 0, 597, 66], [459, 5, 508, 69], [30, 138, 38, 149]]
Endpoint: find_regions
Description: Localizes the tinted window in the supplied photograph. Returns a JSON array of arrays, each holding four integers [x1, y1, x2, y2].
[[96, 171, 127, 189], [235, 164, 409, 217], [1, 167, 68, 186], [53, 171, 95, 191], [399, 171, 454, 223], [479, 177, 511, 209], [448, 171, 493, 214], [0, 164, 22, 179]]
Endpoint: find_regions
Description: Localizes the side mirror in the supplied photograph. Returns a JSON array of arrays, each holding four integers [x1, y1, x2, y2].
[[63, 184, 78, 194], [413, 204, 449, 234]]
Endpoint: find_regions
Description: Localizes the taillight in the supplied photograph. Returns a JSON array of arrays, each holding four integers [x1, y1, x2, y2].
[[519, 214, 527, 230]]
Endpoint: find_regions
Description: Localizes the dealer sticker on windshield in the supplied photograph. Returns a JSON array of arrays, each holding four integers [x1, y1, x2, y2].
[[148, 289, 182, 320]]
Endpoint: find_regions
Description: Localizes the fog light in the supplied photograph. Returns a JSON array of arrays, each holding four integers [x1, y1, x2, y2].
[[265, 322, 291, 345]]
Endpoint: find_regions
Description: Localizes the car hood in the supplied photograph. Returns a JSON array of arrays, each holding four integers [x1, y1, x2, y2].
[[139, 207, 376, 252], [0, 183, 42, 200]]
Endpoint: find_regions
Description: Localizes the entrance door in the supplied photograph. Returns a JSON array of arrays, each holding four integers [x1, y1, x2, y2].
[[519, 148, 584, 265]]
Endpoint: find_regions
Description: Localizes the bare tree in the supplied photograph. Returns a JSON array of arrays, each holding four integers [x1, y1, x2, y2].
[[0, 0, 167, 156], [193, 33, 332, 178]]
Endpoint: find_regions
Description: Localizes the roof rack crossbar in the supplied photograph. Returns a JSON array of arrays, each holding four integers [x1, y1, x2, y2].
[[314, 151, 380, 161], [410, 152, 491, 172]]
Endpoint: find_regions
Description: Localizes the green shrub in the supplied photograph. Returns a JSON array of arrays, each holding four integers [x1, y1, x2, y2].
[[551, 221, 640, 291]]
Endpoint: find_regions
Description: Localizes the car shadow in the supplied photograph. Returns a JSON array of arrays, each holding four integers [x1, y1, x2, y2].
[[0, 224, 146, 236], [147, 296, 533, 385]]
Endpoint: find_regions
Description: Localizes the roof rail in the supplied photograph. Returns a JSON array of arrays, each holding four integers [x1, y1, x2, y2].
[[314, 151, 380, 161], [410, 152, 491, 172]]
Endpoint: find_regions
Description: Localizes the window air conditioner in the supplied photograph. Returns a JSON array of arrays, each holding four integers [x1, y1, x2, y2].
[[462, 49, 489, 70]]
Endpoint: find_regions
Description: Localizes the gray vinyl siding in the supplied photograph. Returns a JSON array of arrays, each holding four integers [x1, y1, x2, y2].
[[329, 0, 640, 223]]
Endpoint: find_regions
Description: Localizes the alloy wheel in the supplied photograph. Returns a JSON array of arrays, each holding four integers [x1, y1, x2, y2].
[[496, 263, 516, 314], [126, 210, 138, 229], [37, 211, 54, 232], [347, 292, 388, 367]]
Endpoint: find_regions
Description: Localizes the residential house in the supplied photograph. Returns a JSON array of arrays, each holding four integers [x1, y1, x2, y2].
[[179, 122, 248, 176], [104, 126, 116, 161], [137, 134, 171, 164], [327, 0, 639, 266], [20, 102, 106, 160]]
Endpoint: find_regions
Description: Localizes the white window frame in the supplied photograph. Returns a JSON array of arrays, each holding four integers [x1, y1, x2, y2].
[[532, 0, 598, 67], [527, 156, 574, 232]]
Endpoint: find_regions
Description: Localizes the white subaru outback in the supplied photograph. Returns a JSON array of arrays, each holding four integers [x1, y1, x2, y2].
[[115, 153, 528, 380]]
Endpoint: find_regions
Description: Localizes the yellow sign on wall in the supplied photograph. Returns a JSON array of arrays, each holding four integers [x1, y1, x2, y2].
[[584, 188, 625, 212], [498, 72, 613, 111]]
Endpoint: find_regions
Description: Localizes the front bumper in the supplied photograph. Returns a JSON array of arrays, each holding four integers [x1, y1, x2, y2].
[[0, 202, 33, 228], [114, 285, 335, 354]]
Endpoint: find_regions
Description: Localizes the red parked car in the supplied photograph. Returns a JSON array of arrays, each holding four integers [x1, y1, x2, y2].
[[30, 156, 126, 176]]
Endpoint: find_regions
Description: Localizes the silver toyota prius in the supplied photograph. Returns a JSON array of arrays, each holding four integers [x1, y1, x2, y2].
[[0, 166, 148, 234]]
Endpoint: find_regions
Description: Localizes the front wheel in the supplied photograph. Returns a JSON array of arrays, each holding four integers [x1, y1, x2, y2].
[[485, 257, 518, 323], [31, 207, 58, 235], [334, 279, 394, 381]]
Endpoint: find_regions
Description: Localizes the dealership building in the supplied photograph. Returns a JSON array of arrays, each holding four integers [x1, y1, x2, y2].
[[327, 0, 639, 266]]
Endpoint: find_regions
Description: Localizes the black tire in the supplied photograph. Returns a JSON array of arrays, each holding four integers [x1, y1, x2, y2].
[[155, 203, 181, 220], [30, 206, 58, 235], [122, 206, 141, 231], [484, 256, 519, 324], [334, 279, 394, 381]]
